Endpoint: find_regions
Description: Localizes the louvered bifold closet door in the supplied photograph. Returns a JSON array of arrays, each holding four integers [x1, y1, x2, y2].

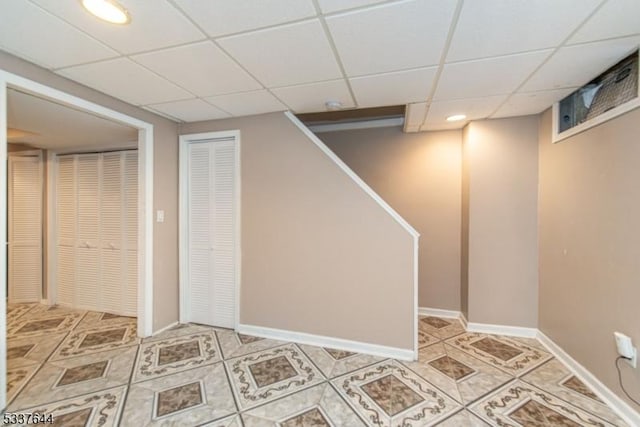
[[8, 154, 43, 302], [211, 140, 236, 328], [75, 154, 101, 309], [123, 151, 138, 316], [188, 143, 213, 325], [100, 152, 123, 313], [56, 155, 76, 306]]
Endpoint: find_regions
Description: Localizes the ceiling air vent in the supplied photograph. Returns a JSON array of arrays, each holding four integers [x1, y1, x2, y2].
[[553, 50, 639, 142]]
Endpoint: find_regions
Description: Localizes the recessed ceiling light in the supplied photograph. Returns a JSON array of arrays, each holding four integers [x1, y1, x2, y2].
[[446, 114, 467, 122], [81, 0, 131, 25]]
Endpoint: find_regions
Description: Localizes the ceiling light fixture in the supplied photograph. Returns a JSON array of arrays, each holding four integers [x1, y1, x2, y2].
[[81, 0, 131, 24], [446, 114, 467, 122]]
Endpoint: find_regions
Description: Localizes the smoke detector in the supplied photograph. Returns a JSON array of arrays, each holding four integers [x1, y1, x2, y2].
[[325, 100, 343, 111]]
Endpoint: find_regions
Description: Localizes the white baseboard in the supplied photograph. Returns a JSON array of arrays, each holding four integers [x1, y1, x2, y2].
[[237, 324, 415, 361], [466, 322, 538, 338], [418, 307, 461, 319], [537, 331, 640, 426], [152, 321, 179, 336]]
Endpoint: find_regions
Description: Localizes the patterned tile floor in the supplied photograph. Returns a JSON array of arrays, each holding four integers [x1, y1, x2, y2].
[[5, 303, 628, 426]]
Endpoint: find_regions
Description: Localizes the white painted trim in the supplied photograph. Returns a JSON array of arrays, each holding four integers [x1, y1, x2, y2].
[[459, 312, 468, 328], [237, 324, 414, 361], [538, 331, 640, 426], [152, 321, 179, 337], [178, 130, 241, 329], [46, 150, 56, 306], [466, 322, 538, 338], [0, 70, 154, 345], [308, 117, 404, 133], [418, 307, 461, 319], [0, 79, 7, 411], [284, 112, 419, 239], [284, 111, 420, 360]]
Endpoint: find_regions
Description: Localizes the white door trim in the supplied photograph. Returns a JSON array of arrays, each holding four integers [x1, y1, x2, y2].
[[0, 70, 154, 409], [179, 130, 241, 329]]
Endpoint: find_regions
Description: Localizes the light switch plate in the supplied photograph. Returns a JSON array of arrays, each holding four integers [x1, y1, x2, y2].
[[156, 210, 165, 223]]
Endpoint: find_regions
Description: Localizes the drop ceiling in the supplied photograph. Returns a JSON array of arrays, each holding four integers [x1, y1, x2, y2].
[[8, 89, 138, 151], [0, 0, 638, 131]]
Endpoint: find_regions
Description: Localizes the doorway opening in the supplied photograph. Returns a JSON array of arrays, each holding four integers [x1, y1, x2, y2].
[[0, 71, 154, 409]]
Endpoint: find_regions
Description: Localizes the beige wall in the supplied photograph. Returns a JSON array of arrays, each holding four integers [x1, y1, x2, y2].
[[1, 51, 180, 331], [539, 108, 640, 407], [181, 114, 415, 350], [463, 117, 539, 327], [321, 127, 462, 311]]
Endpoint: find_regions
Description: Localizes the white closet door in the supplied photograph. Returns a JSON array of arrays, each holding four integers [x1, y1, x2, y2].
[[75, 154, 101, 309], [123, 151, 138, 316], [8, 154, 43, 303], [56, 155, 76, 306], [187, 139, 237, 328], [100, 152, 123, 313], [211, 141, 236, 328], [188, 143, 213, 325]]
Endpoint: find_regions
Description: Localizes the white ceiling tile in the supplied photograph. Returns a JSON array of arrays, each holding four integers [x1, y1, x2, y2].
[[271, 80, 355, 113], [570, 0, 640, 45], [173, 0, 316, 37], [521, 36, 640, 92], [31, 0, 204, 54], [405, 102, 428, 126], [350, 67, 436, 107], [492, 88, 576, 119], [317, 0, 387, 14], [434, 50, 552, 101], [447, 0, 601, 62], [0, 1, 117, 69], [326, 0, 457, 76], [147, 98, 230, 122], [423, 95, 506, 130], [217, 20, 342, 87], [205, 90, 286, 116], [57, 58, 192, 105], [132, 41, 261, 97]]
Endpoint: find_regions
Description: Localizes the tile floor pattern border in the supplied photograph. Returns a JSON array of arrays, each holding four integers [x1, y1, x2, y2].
[[4, 304, 629, 426]]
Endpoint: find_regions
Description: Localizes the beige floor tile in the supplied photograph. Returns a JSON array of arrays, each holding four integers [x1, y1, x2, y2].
[[7, 332, 68, 369], [521, 358, 628, 426], [226, 343, 324, 410], [121, 363, 236, 426], [6, 303, 37, 324], [10, 346, 138, 411], [242, 383, 366, 426], [7, 310, 85, 338], [50, 323, 139, 361], [437, 409, 491, 426], [402, 342, 513, 405], [419, 316, 466, 340], [216, 328, 286, 359], [143, 323, 221, 343], [74, 311, 137, 331], [6, 364, 40, 405], [20, 385, 127, 427], [332, 359, 462, 426], [469, 379, 619, 427], [202, 414, 243, 426], [446, 332, 553, 377], [132, 331, 221, 383], [298, 343, 384, 379]]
